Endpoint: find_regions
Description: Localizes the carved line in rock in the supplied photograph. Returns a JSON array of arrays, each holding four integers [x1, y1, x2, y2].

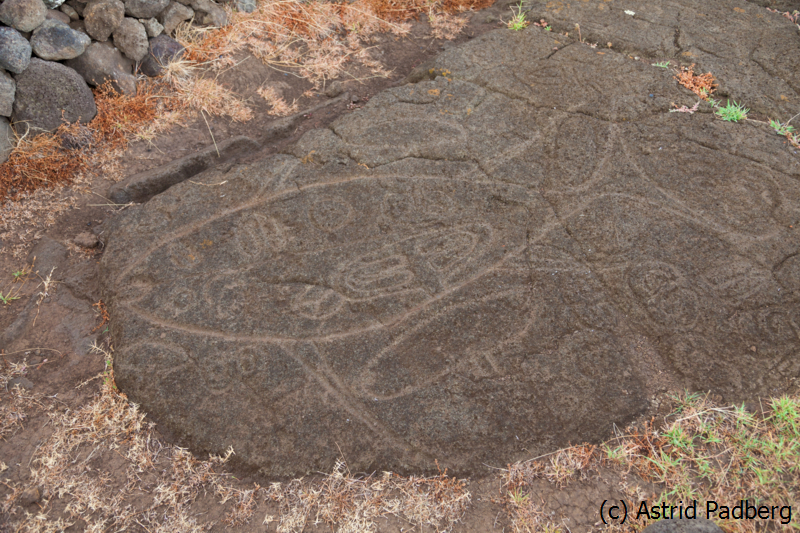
[[114, 174, 533, 284], [124, 231, 530, 343]]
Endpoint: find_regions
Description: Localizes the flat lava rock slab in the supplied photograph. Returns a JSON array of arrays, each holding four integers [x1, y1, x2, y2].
[[102, 10, 800, 476]]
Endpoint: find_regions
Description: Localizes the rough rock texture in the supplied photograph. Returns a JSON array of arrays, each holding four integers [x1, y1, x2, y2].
[[112, 17, 148, 61], [65, 41, 136, 96], [0, 69, 15, 117], [123, 0, 169, 18], [42, 0, 66, 8], [83, 0, 124, 41], [139, 16, 163, 37], [138, 32, 183, 76], [0, 27, 32, 74], [108, 136, 259, 203], [175, 0, 224, 26], [157, 0, 192, 34], [0, 117, 13, 164], [0, 0, 47, 32], [12, 58, 97, 132], [102, 3, 800, 476], [30, 19, 91, 60], [527, 0, 800, 118]]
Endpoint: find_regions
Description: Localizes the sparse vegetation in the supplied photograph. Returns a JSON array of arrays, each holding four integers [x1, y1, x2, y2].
[[715, 100, 749, 122], [506, 1, 530, 30], [502, 391, 800, 532], [652, 60, 670, 68]]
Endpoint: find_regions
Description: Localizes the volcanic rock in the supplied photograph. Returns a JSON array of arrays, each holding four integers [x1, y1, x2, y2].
[[112, 17, 148, 61], [65, 40, 136, 96], [31, 19, 92, 60], [12, 58, 97, 132], [0, 117, 13, 164], [157, 0, 192, 34], [0, 69, 15, 117], [83, 0, 124, 41], [138, 32, 183, 76], [101, 0, 800, 476], [0, 0, 47, 32], [0, 27, 32, 74], [123, 0, 169, 18]]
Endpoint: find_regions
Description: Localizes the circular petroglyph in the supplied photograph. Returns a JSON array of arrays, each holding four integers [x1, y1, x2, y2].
[[102, 34, 800, 475]]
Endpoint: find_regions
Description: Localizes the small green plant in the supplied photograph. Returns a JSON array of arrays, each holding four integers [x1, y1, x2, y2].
[[506, 1, 529, 30], [0, 291, 20, 305], [770, 119, 796, 136], [715, 100, 749, 122], [508, 487, 530, 506], [652, 61, 670, 68]]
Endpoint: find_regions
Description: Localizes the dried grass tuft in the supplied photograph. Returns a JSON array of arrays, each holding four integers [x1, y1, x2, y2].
[[257, 85, 299, 116]]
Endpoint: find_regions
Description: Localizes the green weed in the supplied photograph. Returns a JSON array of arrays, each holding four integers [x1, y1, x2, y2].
[[0, 291, 20, 305], [506, 1, 529, 30], [715, 100, 749, 122], [652, 61, 670, 68]]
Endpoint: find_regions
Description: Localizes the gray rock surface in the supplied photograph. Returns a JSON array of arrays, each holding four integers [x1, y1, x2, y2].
[[112, 17, 148, 61], [176, 0, 224, 26], [102, 2, 800, 476], [157, 0, 192, 35], [42, 0, 66, 8], [0, 117, 13, 164], [108, 136, 259, 203], [83, 0, 124, 41], [65, 41, 136, 96], [123, 0, 169, 18], [139, 16, 163, 37], [138, 32, 183, 76], [31, 19, 92, 60], [527, 0, 800, 118], [0, 0, 47, 32], [0, 27, 32, 74], [11, 58, 97, 133], [0, 69, 15, 117], [642, 518, 724, 533]]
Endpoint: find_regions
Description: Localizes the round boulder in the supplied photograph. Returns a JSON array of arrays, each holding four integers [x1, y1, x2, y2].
[[11, 58, 97, 133], [65, 41, 137, 96], [123, 0, 169, 19], [0, 27, 33, 74], [31, 19, 92, 60], [83, 0, 125, 41], [0, 0, 47, 32], [112, 17, 149, 61]]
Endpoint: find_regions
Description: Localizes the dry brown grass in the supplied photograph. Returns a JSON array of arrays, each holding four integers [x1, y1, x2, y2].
[[674, 64, 718, 101], [1, 343, 472, 532]]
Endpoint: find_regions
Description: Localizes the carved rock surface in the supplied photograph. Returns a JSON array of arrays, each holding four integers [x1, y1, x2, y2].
[[102, 1, 800, 476]]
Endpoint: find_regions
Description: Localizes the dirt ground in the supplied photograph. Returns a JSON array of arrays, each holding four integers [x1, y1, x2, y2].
[[1, 0, 799, 530]]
